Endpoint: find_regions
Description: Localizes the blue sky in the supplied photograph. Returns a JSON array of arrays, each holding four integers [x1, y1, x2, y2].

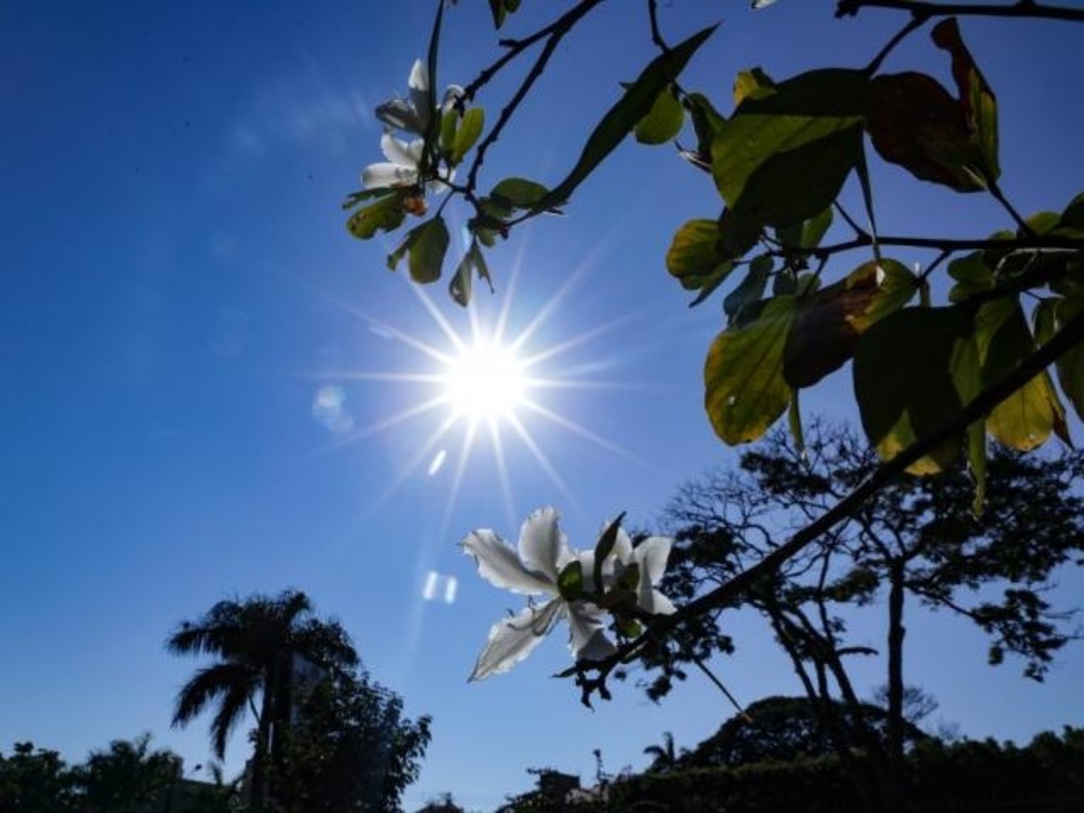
[[3, 1, 1083, 810]]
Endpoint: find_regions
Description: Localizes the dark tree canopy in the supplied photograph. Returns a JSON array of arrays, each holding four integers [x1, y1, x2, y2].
[[681, 695, 929, 770], [270, 668, 432, 813]]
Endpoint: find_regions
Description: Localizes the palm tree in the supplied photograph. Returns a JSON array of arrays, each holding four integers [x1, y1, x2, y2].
[[643, 731, 683, 773], [166, 589, 358, 807]]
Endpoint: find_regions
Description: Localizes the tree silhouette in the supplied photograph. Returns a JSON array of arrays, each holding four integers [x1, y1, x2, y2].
[[166, 588, 358, 808]]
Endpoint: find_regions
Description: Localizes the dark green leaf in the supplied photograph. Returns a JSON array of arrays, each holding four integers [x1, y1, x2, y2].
[[347, 194, 405, 240], [491, 177, 550, 209], [724, 256, 771, 324], [682, 92, 726, 171], [558, 561, 585, 601], [593, 513, 626, 595], [388, 217, 449, 284], [948, 251, 994, 303], [635, 87, 685, 145], [449, 240, 493, 307], [854, 306, 977, 474], [1055, 295, 1084, 420], [533, 24, 717, 213]]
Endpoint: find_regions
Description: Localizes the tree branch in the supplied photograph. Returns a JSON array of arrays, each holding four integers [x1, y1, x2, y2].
[[562, 308, 1084, 704], [837, 0, 1084, 23]]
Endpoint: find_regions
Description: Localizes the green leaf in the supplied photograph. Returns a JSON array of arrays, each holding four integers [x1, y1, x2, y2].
[[948, 251, 995, 303], [451, 107, 485, 165], [593, 513, 626, 595], [788, 391, 805, 456], [705, 296, 795, 445], [1060, 192, 1084, 231], [487, 0, 520, 29], [666, 219, 736, 301], [776, 206, 833, 252], [635, 87, 685, 145], [440, 109, 458, 155], [449, 240, 493, 307], [347, 194, 405, 240], [1055, 295, 1084, 420], [724, 255, 771, 324], [712, 68, 867, 210], [854, 306, 978, 474], [783, 259, 916, 389], [616, 561, 640, 592], [681, 92, 726, 171], [491, 177, 550, 209], [388, 217, 449, 284], [975, 297, 1064, 449], [533, 23, 717, 213], [342, 186, 396, 211], [733, 67, 775, 107], [558, 561, 584, 601]]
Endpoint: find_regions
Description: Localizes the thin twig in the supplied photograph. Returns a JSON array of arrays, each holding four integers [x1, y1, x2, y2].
[[864, 13, 928, 75]]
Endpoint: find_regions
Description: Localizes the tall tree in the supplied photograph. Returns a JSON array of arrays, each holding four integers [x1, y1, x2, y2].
[[166, 589, 359, 808], [269, 668, 432, 813], [642, 421, 1084, 810]]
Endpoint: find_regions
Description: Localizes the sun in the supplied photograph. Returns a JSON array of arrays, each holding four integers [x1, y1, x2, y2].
[[441, 339, 527, 422]]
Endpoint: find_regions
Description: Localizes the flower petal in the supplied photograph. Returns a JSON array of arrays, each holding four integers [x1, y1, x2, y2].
[[462, 529, 553, 595], [567, 602, 615, 661], [610, 526, 634, 564], [647, 589, 677, 616], [518, 507, 570, 583], [633, 535, 672, 585], [408, 59, 428, 93], [375, 98, 422, 134], [441, 84, 465, 112], [361, 162, 416, 190], [468, 599, 562, 680], [381, 133, 421, 167], [408, 60, 430, 133]]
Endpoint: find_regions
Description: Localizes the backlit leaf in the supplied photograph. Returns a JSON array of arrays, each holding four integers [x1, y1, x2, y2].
[[974, 298, 1061, 450], [666, 219, 736, 299], [1055, 295, 1084, 420], [635, 87, 685, 145], [854, 307, 978, 473], [347, 194, 405, 240], [705, 296, 795, 444], [451, 107, 485, 165], [388, 217, 449, 284], [783, 259, 915, 388], [491, 177, 550, 209]]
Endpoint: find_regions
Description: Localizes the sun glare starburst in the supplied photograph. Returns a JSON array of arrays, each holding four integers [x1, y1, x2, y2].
[[302, 248, 648, 532], [442, 338, 527, 422]]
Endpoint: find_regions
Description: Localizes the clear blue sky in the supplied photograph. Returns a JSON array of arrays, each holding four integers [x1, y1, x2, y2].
[[2, 1, 1083, 810]]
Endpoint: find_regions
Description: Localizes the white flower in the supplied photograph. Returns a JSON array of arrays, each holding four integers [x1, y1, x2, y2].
[[375, 59, 464, 136], [361, 132, 423, 190], [462, 507, 675, 681]]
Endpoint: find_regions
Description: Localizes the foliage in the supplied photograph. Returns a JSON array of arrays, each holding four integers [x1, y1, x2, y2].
[[607, 726, 1084, 813], [0, 742, 79, 813], [268, 668, 432, 813], [636, 421, 1082, 809], [166, 589, 360, 807], [345, 0, 1084, 710], [73, 733, 182, 813], [680, 696, 929, 770]]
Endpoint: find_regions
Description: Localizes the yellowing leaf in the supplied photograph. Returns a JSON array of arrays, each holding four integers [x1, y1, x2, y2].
[[704, 297, 795, 445], [666, 219, 736, 296]]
